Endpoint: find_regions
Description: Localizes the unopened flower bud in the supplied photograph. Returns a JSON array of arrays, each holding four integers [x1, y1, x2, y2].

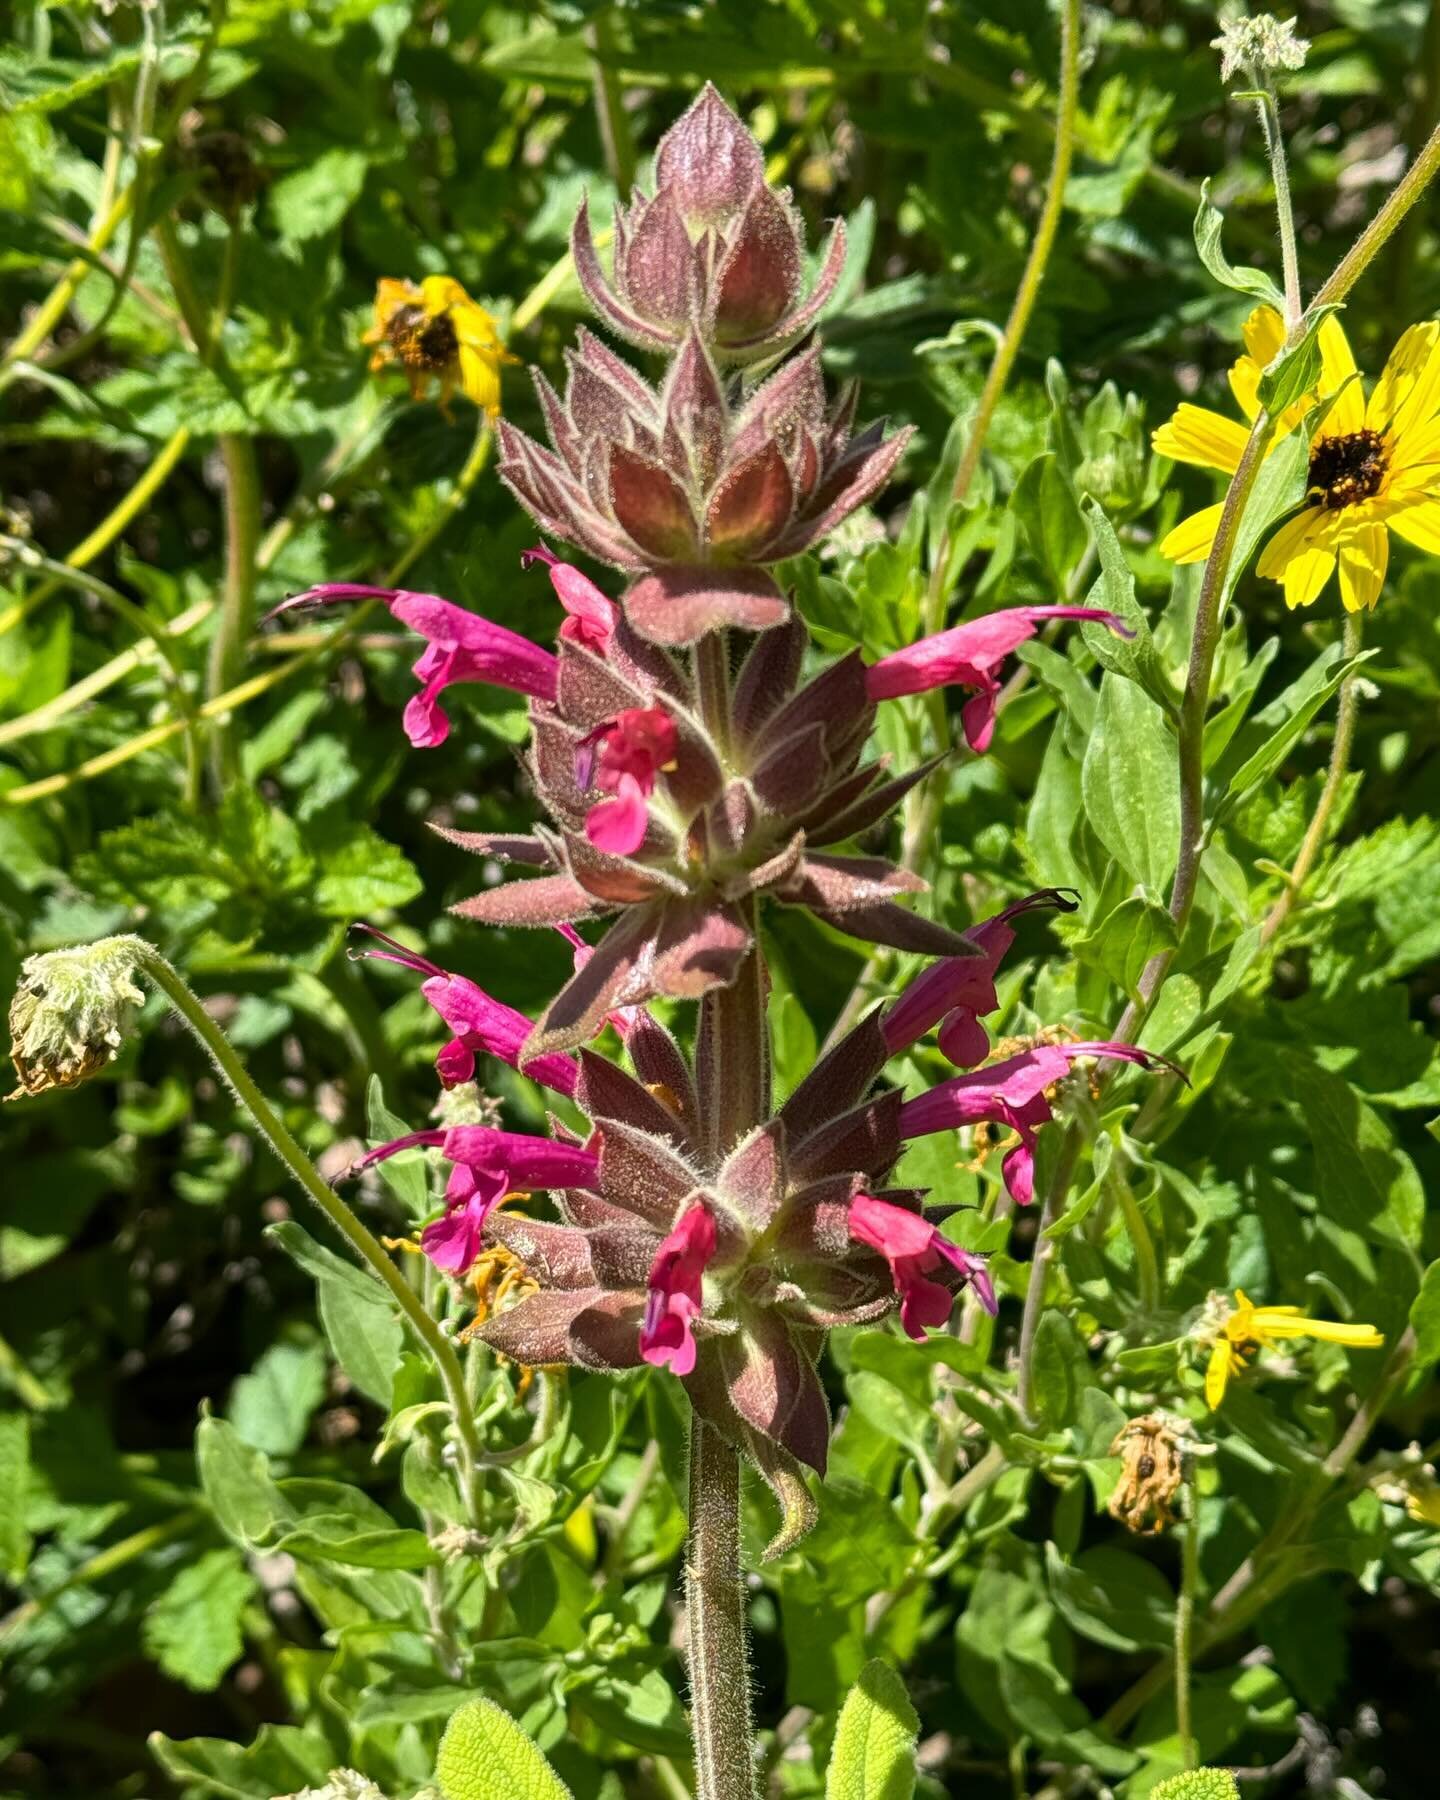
[[1211, 13, 1309, 84], [7, 935, 147, 1100]]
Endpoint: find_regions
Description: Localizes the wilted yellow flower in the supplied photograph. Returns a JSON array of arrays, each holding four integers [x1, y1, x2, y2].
[[1202, 1288, 1383, 1410], [364, 275, 518, 417]]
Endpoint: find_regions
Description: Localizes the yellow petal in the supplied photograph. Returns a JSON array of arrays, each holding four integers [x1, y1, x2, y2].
[[1205, 1339, 1234, 1411], [1153, 405, 1251, 474], [1256, 505, 1324, 579], [1241, 306, 1286, 367], [1337, 522, 1389, 612], [1389, 498, 1440, 554], [1317, 314, 1366, 432], [1283, 545, 1337, 609], [1250, 1310, 1384, 1347], [1390, 415, 1440, 474], [419, 274, 473, 317], [1369, 321, 1440, 440], [458, 344, 503, 417], [1159, 501, 1226, 565], [1228, 355, 1263, 423]]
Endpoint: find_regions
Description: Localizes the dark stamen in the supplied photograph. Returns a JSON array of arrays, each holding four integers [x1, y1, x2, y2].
[[1308, 429, 1387, 510]]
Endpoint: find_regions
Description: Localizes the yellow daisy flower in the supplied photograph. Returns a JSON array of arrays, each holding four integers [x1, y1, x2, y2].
[[1202, 1287, 1383, 1411], [364, 275, 519, 417], [1153, 304, 1355, 566], [1256, 319, 1440, 611]]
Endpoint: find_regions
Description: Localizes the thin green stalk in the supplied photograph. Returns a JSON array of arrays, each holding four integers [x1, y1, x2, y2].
[[0, 1509, 201, 1650], [1261, 612, 1364, 944], [1109, 1163, 1161, 1318], [135, 947, 486, 1520], [1249, 74, 1303, 334], [1175, 1471, 1199, 1771], [686, 1418, 758, 1800], [588, 9, 637, 199], [0, 546, 205, 804], [0, 1329, 53, 1411], [208, 434, 263, 784], [0, 187, 136, 371], [933, 0, 1081, 582]]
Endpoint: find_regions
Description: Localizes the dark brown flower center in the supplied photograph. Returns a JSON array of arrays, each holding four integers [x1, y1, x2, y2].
[[1307, 428, 1387, 510], [387, 304, 459, 373]]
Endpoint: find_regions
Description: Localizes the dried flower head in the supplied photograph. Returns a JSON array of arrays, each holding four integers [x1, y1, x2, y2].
[[1211, 13, 1309, 84], [1108, 1413, 1191, 1535], [8, 935, 147, 1100], [364, 276, 519, 417]]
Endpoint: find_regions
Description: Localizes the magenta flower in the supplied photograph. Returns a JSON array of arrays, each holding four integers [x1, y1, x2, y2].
[[849, 1194, 997, 1338], [883, 888, 1080, 1067], [865, 606, 1134, 752], [576, 705, 680, 855], [898, 1042, 1174, 1206], [521, 544, 619, 654], [351, 1126, 599, 1273], [269, 584, 558, 748], [639, 1200, 717, 1376], [349, 927, 578, 1097]]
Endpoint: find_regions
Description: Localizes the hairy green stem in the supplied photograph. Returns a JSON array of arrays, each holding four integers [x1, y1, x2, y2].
[[1175, 1470, 1199, 1770], [1250, 73, 1303, 333], [207, 434, 263, 786], [135, 948, 486, 1520], [686, 1418, 758, 1800], [1260, 612, 1364, 945]]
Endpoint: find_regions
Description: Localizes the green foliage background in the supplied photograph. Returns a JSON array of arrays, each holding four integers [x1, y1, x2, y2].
[[2, 3, 1440, 1797]]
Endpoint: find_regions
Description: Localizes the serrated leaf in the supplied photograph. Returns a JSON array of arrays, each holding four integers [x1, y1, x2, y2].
[[436, 1697, 573, 1800], [267, 147, 370, 242], [313, 824, 423, 916], [825, 1658, 919, 1800], [142, 1547, 257, 1692]]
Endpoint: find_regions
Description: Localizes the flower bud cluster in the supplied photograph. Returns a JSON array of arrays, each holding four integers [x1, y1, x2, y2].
[[7, 936, 146, 1100]]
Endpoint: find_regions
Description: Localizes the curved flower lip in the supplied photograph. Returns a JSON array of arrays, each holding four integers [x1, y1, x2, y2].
[[865, 606, 1135, 752], [882, 887, 1081, 1060], [521, 544, 620, 653], [897, 1041, 1182, 1206], [640, 1199, 717, 1376], [848, 1193, 996, 1339], [348, 925, 579, 1098], [576, 706, 680, 856]]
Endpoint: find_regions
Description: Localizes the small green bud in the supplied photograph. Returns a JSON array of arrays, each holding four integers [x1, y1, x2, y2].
[[1211, 13, 1309, 85], [7, 935, 147, 1100]]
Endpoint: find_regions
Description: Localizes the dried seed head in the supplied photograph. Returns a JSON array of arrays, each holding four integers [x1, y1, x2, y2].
[[1107, 1412, 1192, 1535], [7, 935, 147, 1100], [1211, 13, 1309, 84]]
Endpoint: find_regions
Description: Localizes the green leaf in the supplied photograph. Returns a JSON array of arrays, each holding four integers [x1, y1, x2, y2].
[[825, 1658, 920, 1800], [1211, 640, 1376, 806], [142, 1547, 257, 1693], [1192, 180, 1285, 307], [1045, 1543, 1175, 1652], [196, 1413, 291, 1550], [267, 147, 370, 242], [1011, 452, 1087, 587], [1070, 895, 1178, 1003], [1080, 673, 1180, 896], [1410, 1260, 1440, 1376], [1029, 1311, 1090, 1432], [266, 1220, 404, 1405], [1256, 305, 1344, 415], [436, 1697, 574, 1800], [0, 1410, 32, 1581], [147, 1724, 333, 1800], [1151, 1774, 1240, 1800], [313, 823, 423, 916], [227, 1337, 327, 1458], [1079, 501, 1174, 716], [366, 1073, 432, 1219], [273, 1515, 439, 1569], [997, 1653, 1137, 1776]]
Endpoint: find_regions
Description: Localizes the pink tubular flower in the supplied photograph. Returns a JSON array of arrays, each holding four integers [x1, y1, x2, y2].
[[849, 1194, 997, 1338], [897, 1042, 1176, 1206], [865, 606, 1135, 752], [351, 1125, 600, 1274], [576, 706, 679, 855], [269, 584, 558, 749], [520, 544, 619, 654], [640, 1200, 717, 1376], [883, 888, 1080, 1066], [349, 927, 578, 1097]]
